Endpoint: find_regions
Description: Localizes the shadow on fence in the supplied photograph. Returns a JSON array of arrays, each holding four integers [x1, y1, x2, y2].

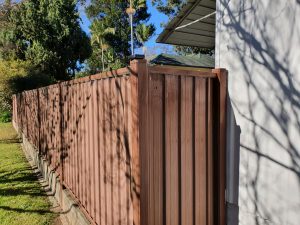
[[13, 65, 140, 225]]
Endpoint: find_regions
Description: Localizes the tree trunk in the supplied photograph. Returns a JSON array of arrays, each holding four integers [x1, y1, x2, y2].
[[142, 45, 147, 55], [101, 40, 104, 72]]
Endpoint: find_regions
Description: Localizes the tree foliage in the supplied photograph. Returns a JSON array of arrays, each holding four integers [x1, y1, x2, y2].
[[0, 0, 92, 118], [90, 20, 115, 71], [85, 0, 155, 72], [151, 0, 186, 18], [135, 23, 155, 54], [3, 0, 92, 80], [0, 60, 32, 110], [0, 0, 22, 60], [0, 60, 54, 115]]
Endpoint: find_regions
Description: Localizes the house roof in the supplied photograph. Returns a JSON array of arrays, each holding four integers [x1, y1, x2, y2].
[[156, 0, 216, 48], [150, 53, 215, 68]]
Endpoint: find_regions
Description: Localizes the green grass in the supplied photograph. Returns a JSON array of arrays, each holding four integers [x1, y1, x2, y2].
[[0, 123, 18, 141], [0, 123, 56, 225]]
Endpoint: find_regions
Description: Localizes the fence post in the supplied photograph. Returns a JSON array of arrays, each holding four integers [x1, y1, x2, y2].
[[130, 58, 148, 225], [212, 68, 228, 225], [37, 89, 41, 154], [12, 95, 16, 129]]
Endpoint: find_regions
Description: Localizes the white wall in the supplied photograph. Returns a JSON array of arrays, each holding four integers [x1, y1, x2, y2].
[[216, 0, 300, 224]]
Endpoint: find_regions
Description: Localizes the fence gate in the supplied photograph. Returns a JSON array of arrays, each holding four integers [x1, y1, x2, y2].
[[137, 60, 227, 225]]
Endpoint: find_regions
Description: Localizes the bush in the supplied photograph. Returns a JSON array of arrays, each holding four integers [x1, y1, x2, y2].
[[75, 70, 90, 79], [0, 60, 31, 113], [0, 59, 55, 114], [8, 71, 55, 94], [0, 111, 12, 123]]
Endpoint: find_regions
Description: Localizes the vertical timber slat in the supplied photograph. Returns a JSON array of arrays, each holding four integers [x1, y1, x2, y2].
[[12, 64, 227, 225], [180, 76, 194, 225], [195, 78, 208, 225], [165, 76, 179, 225]]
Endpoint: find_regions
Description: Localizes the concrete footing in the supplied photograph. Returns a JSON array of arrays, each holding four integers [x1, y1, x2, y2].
[[21, 133, 90, 225]]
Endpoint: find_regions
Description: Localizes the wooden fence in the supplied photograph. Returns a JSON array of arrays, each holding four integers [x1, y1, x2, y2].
[[12, 59, 227, 225]]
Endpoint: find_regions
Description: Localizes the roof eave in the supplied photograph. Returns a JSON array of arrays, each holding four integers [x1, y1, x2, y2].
[[156, 0, 216, 48]]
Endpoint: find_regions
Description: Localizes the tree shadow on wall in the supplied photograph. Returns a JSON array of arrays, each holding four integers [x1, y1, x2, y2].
[[219, 0, 300, 224]]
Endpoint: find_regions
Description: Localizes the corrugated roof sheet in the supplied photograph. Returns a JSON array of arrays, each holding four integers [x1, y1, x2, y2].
[[156, 0, 216, 48], [150, 53, 215, 68]]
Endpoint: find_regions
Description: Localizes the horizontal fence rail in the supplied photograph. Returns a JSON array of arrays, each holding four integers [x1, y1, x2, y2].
[[13, 60, 227, 225]]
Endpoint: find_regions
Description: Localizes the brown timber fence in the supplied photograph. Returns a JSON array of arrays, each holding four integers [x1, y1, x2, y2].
[[12, 59, 228, 225]]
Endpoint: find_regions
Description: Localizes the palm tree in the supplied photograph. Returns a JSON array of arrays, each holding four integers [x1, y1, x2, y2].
[[135, 23, 155, 55], [90, 20, 115, 71], [133, 0, 147, 9]]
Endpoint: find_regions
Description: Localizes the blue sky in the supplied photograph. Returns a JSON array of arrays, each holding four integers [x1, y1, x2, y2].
[[79, 0, 174, 55]]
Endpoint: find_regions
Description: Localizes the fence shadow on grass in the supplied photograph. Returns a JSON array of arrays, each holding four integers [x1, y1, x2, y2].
[[0, 206, 51, 215]]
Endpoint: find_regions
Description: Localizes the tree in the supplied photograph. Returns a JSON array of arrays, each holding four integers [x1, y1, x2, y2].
[[151, 0, 214, 55], [0, 0, 23, 60], [0, 0, 93, 120], [135, 23, 155, 54], [10, 0, 92, 80], [90, 20, 115, 71], [151, 0, 185, 19], [85, 0, 155, 72]]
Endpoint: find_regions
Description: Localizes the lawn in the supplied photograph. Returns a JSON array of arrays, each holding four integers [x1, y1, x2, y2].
[[0, 122, 18, 141], [0, 122, 56, 225]]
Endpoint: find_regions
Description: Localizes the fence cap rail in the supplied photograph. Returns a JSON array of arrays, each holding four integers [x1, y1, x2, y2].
[[15, 67, 131, 94], [63, 67, 131, 85], [13, 63, 228, 96], [148, 65, 217, 78]]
